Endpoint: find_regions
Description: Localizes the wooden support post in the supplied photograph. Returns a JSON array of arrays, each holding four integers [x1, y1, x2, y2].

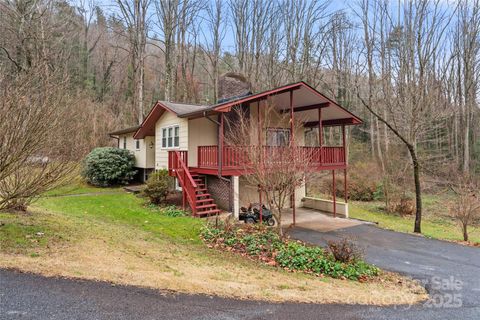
[[257, 101, 262, 146], [257, 101, 263, 224], [332, 170, 336, 218], [292, 187, 296, 225], [344, 168, 348, 203], [342, 124, 346, 164], [218, 113, 224, 176], [290, 90, 294, 145], [290, 90, 296, 223], [258, 185, 263, 223], [182, 171, 186, 211], [318, 108, 323, 163]]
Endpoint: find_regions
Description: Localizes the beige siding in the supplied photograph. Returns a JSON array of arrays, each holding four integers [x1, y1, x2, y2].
[[133, 138, 146, 168], [118, 133, 134, 151], [145, 136, 155, 168], [118, 133, 154, 169], [188, 117, 218, 167], [155, 111, 188, 170]]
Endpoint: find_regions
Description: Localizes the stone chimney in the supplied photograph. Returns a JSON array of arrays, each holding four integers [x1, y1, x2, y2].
[[217, 72, 251, 103]]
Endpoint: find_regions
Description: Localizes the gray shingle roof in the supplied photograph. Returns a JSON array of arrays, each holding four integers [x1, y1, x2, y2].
[[109, 125, 141, 135], [159, 101, 212, 116]]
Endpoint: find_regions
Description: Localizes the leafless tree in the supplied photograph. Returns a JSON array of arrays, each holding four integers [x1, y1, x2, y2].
[[115, 0, 150, 124], [0, 67, 81, 211], [154, 0, 178, 101], [450, 0, 480, 173], [200, 0, 226, 102], [449, 176, 480, 242], [354, 0, 455, 233], [282, 0, 329, 84], [224, 102, 314, 236]]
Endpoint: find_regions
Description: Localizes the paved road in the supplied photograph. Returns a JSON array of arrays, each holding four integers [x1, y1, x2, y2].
[[0, 268, 477, 320], [290, 224, 480, 318], [1, 224, 479, 320]]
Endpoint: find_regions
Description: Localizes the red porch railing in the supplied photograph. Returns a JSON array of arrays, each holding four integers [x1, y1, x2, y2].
[[168, 150, 197, 215], [302, 146, 346, 165], [168, 150, 188, 176], [197, 145, 345, 170]]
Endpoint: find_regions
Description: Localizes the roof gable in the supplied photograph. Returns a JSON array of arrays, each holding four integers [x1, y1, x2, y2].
[[133, 81, 362, 139], [133, 101, 210, 139]]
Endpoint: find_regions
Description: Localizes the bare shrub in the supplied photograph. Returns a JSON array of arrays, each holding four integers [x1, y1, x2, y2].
[[448, 178, 480, 242], [320, 161, 381, 201], [0, 68, 81, 211], [224, 101, 315, 236], [388, 195, 416, 216], [327, 238, 363, 263]]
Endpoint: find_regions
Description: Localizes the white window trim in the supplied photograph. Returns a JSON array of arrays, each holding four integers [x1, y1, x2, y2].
[[135, 139, 141, 151], [160, 124, 181, 149]]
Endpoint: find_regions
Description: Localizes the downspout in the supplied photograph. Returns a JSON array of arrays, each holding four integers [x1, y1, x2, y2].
[[204, 111, 233, 212]]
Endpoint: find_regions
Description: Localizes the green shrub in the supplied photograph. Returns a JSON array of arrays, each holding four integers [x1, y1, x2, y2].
[[82, 147, 136, 187], [201, 224, 380, 281], [143, 170, 173, 205], [162, 205, 187, 217], [373, 182, 385, 201]]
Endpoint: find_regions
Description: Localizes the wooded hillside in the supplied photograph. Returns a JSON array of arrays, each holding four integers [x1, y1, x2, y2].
[[1, 0, 479, 222]]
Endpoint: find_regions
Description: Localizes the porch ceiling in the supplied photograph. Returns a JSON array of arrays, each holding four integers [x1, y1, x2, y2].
[[243, 83, 361, 126]]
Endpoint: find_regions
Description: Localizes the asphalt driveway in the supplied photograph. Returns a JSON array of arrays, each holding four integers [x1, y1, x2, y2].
[[289, 222, 480, 310]]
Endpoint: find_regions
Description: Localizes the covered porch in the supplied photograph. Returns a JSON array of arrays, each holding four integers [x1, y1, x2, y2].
[[164, 82, 361, 221], [191, 82, 359, 175]]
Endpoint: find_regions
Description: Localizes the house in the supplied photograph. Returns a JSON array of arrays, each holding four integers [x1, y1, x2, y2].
[[109, 125, 155, 182], [109, 80, 362, 222]]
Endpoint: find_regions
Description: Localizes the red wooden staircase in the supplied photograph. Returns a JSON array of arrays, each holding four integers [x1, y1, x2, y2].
[[168, 151, 220, 217], [190, 174, 221, 217]]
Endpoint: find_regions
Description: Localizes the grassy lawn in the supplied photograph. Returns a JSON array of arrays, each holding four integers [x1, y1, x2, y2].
[[37, 192, 202, 243], [0, 183, 427, 305], [350, 198, 480, 244], [44, 178, 122, 196]]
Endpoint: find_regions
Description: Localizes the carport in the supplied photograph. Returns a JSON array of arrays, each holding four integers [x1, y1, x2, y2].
[[282, 207, 365, 232]]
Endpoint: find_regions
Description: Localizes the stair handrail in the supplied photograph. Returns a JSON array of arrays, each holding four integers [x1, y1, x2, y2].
[[171, 150, 197, 215]]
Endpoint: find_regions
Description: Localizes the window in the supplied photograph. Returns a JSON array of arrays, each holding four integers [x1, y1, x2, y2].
[[161, 125, 180, 148], [174, 126, 179, 146], [162, 128, 167, 148], [266, 128, 290, 147], [123, 137, 127, 149], [135, 139, 140, 150]]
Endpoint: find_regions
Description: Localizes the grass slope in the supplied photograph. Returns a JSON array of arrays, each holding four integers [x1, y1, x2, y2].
[[350, 201, 480, 244], [0, 186, 426, 304]]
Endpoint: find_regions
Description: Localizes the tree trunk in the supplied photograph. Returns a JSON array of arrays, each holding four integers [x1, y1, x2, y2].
[[357, 92, 423, 234], [463, 108, 470, 173], [463, 224, 468, 242], [408, 143, 422, 233]]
